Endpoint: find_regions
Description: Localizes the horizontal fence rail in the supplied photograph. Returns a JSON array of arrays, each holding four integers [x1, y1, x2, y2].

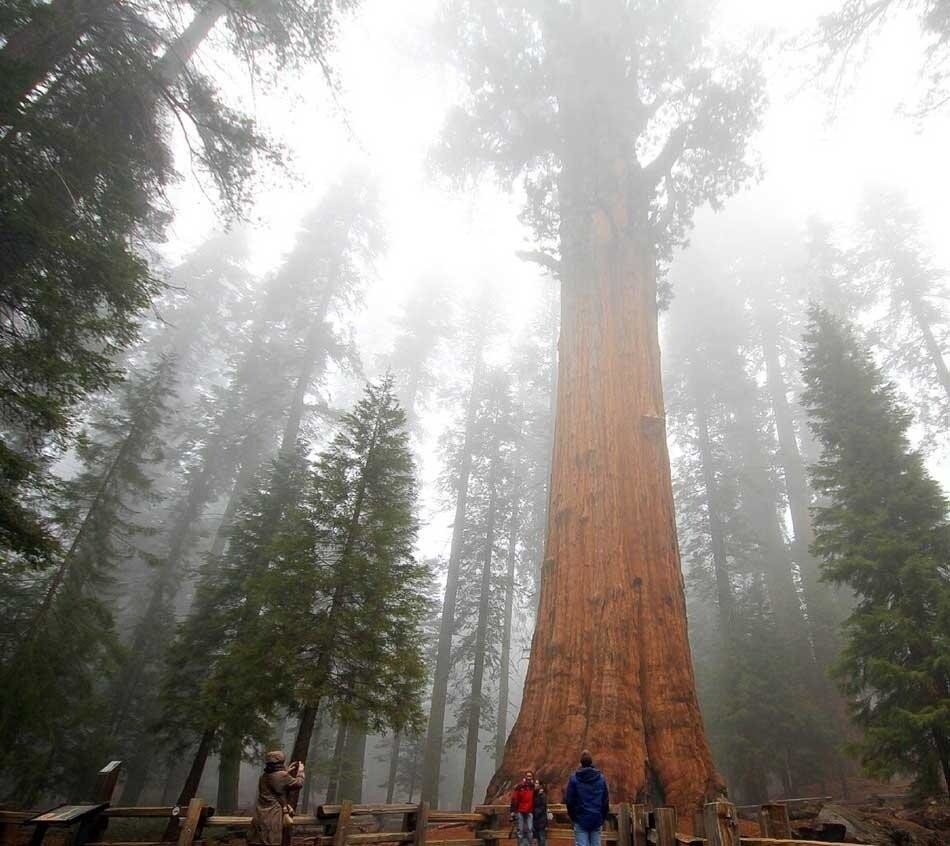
[[0, 762, 874, 846]]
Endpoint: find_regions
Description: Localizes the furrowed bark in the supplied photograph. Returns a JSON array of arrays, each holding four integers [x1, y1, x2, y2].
[[487, 163, 721, 818], [488, 7, 721, 812]]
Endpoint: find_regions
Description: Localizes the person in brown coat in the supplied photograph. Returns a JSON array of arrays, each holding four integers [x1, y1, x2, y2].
[[248, 751, 305, 845]]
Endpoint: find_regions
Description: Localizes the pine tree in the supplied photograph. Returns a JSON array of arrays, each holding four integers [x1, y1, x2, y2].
[[802, 306, 950, 800]]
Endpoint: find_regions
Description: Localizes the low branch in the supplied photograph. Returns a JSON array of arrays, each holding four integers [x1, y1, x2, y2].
[[643, 122, 690, 187], [515, 249, 561, 277]]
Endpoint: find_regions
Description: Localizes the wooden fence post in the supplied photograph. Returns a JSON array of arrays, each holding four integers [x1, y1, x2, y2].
[[703, 802, 739, 846], [629, 805, 647, 846], [333, 800, 354, 846], [692, 811, 705, 839], [88, 760, 123, 845], [177, 799, 206, 846], [412, 802, 429, 846], [93, 761, 123, 803], [653, 808, 676, 846], [617, 804, 632, 846], [758, 804, 791, 839]]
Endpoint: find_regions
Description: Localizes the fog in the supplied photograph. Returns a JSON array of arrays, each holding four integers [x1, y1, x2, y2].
[[3, 0, 950, 819]]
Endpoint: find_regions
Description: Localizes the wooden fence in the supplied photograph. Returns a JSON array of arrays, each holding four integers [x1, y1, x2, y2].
[[0, 763, 871, 846]]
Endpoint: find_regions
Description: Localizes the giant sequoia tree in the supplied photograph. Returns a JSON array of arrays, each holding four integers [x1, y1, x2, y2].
[[437, 0, 764, 814]]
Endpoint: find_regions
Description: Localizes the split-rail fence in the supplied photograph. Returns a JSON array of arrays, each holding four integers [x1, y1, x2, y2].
[[0, 762, 871, 846]]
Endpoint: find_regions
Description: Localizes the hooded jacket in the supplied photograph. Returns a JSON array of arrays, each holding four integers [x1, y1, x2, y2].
[[564, 765, 609, 831], [248, 752, 304, 845]]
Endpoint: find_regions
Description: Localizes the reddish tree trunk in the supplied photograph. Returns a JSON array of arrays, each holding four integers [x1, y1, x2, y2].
[[487, 164, 722, 820]]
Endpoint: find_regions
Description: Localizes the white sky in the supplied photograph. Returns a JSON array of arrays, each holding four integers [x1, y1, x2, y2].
[[159, 0, 950, 556]]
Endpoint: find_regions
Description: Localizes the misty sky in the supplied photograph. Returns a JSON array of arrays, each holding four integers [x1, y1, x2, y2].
[[159, 0, 950, 558]]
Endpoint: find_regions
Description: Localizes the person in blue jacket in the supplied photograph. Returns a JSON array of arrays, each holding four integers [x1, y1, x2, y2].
[[564, 750, 609, 846]]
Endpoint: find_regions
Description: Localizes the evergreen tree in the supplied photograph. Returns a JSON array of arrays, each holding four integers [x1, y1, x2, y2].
[[0, 354, 176, 801], [665, 255, 829, 801], [421, 292, 501, 807], [284, 376, 430, 770], [0, 0, 359, 568], [852, 187, 950, 442], [802, 306, 950, 800], [816, 0, 950, 114], [386, 277, 454, 429]]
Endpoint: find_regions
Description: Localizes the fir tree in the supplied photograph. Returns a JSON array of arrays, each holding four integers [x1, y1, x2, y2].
[[852, 187, 950, 442], [802, 306, 950, 800], [0, 354, 176, 802], [284, 376, 430, 768]]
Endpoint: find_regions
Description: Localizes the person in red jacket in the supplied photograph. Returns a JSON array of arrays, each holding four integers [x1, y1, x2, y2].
[[509, 770, 536, 846]]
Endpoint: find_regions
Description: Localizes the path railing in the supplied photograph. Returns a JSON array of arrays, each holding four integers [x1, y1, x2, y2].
[[0, 762, 872, 846]]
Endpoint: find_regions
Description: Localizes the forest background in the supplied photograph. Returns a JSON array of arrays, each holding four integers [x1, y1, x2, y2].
[[2, 0, 950, 815]]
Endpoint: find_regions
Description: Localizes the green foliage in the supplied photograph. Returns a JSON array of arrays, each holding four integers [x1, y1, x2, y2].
[[802, 306, 950, 799], [284, 375, 430, 733], [850, 187, 950, 442], [0, 0, 360, 571], [434, 0, 765, 262], [159, 376, 430, 776], [666, 257, 835, 800], [0, 355, 177, 802]]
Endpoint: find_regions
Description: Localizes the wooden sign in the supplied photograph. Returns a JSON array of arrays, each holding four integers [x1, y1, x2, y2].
[[28, 805, 107, 825]]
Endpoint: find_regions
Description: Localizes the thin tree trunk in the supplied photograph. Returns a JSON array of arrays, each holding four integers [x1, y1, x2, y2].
[[755, 306, 842, 664], [934, 727, 950, 801], [385, 733, 401, 804], [164, 728, 215, 840], [217, 734, 242, 813], [299, 716, 323, 813], [495, 495, 520, 766], [29, 413, 144, 630], [692, 381, 736, 636], [325, 723, 348, 804], [488, 6, 721, 812], [461, 445, 500, 811], [908, 293, 950, 403], [422, 357, 482, 807], [153, 1, 225, 86], [338, 726, 367, 802]]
